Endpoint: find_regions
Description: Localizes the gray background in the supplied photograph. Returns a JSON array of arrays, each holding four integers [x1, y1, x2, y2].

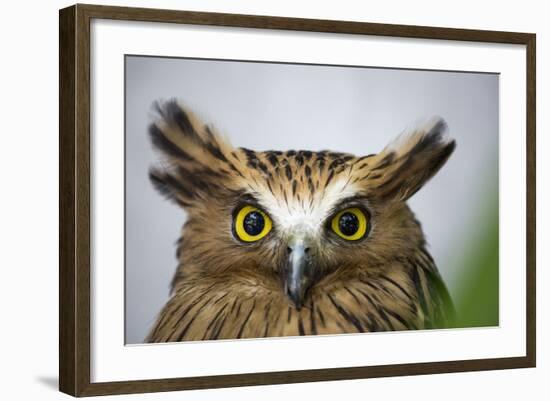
[[125, 55, 498, 344]]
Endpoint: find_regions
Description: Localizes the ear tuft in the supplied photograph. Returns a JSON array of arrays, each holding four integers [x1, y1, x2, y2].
[[147, 100, 239, 207], [366, 117, 456, 202], [386, 117, 452, 157], [152, 99, 204, 146]]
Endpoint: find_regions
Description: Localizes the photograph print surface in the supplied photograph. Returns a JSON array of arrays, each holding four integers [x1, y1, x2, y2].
[[125, 56, 499, 344]]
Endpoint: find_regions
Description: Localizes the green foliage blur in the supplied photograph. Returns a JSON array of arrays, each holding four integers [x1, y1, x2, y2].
[[448, 198, 499, 328]]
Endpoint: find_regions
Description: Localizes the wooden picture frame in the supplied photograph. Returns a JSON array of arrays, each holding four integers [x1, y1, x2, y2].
[[59, 3, 536, 397]]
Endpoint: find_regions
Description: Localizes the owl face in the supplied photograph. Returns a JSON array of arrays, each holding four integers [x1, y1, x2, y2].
[[150, 100, 455, 309]]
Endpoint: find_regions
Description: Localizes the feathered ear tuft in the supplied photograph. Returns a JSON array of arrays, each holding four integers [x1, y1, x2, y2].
[[364, 117, 456, 202], [148, 100, 240, 207]]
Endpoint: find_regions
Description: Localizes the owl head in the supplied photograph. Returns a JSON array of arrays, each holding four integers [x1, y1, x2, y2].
[[149, 100, 455, 309]]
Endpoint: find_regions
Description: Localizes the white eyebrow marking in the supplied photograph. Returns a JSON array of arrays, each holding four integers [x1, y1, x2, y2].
[[255, 176, 360, 237]]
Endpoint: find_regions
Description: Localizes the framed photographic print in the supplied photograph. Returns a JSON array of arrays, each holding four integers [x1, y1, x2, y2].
[[59, 4, 536, 397]]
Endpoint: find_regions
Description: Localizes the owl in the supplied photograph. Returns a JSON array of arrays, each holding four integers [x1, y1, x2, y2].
[[146, 100, 455, 342]]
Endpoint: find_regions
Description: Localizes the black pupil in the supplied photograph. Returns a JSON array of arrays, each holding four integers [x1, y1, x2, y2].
[[339, 212, 359, 236], [243, 211, 265, 236]]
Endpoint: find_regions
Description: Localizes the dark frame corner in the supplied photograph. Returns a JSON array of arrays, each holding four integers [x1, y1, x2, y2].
[[59, 3, 536, 397]]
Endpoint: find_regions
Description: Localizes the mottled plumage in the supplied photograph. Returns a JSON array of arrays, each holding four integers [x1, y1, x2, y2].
[[146, 99, 455, 342]]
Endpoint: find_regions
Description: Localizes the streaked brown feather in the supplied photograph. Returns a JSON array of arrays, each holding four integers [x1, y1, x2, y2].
[[146, 101, 455, 342]]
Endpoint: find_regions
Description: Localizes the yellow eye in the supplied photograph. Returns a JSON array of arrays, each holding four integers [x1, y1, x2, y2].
[[331, 207, 369, 241], [234, 205, 273, 242]]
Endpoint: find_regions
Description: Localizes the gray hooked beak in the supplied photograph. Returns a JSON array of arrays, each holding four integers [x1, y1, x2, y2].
[[284, 241, 313, 310]]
